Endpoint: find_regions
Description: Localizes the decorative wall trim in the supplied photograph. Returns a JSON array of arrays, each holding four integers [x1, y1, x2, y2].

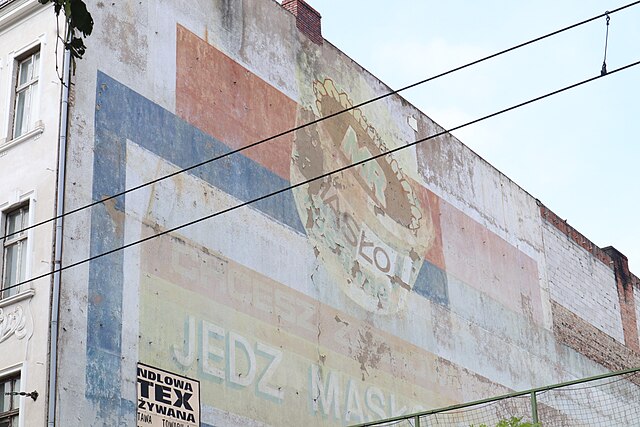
[[0, 303, 28, 343]]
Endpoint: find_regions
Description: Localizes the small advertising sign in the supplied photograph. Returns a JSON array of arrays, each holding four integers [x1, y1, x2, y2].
[[137, 362, 200, 427]]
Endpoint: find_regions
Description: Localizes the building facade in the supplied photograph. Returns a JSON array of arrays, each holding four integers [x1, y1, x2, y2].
[[0, 1, 64, 426], [0, 0, 639, 426]]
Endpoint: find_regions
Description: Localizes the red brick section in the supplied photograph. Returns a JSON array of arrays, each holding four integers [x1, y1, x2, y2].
[[539, 201, 640, 353], [552, 301, 640, 382], [282, 0, 323, 45]]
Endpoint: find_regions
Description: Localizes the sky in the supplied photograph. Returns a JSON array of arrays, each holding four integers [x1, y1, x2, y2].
[[304, 0, 640, 274]]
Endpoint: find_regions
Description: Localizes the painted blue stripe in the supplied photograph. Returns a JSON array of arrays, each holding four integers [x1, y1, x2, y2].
[[86, 124, 126, 408], [88, 71, 305, 420], [95, 72, 305, 233]]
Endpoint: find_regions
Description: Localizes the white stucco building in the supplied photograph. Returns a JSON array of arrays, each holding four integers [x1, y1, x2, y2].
[[0, 1, 65, 426]]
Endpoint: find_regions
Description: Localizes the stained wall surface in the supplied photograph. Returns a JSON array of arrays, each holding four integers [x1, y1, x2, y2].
[[56, 0, 640, 425]]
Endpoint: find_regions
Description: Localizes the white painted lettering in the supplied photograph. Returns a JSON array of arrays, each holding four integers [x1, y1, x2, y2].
[[228, 332, 256, 387], [256, 342, 284, 401], [172, 315, 195, 367], [310, 364, 340, 420], [202, 320, 225, 380], [344, 379, 365, 423], [365, 386, 386, 420]]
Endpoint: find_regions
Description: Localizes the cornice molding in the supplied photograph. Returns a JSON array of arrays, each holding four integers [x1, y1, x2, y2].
[[0, 0, 48, 33]]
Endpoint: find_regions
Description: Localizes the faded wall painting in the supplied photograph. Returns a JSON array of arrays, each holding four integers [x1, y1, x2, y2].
[[86, 24, 547, 426], [290, 78, 436, 314]]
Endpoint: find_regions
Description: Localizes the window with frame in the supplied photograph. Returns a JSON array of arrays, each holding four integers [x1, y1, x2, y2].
[[0, 375, 20, 427], [1, 205, 29, 299], [12, 49, 40, 139]]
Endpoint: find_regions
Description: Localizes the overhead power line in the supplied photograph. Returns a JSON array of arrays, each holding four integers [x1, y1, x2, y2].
[[3, 1, 639, 241], [5, 57, 640, 295]]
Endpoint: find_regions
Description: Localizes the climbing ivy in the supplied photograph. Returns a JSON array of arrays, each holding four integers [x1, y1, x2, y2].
[[38, 0, 93, 60]]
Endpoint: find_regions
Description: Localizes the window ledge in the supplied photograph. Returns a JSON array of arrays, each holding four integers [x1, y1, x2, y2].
[[0, 124, 44, 155], [0, 288, 35, 308]]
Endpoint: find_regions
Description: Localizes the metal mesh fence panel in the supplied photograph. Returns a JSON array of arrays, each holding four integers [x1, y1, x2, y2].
[[419, 396, 533, 427], [352, 368, 640, 427], [536, 371, 640, 426]]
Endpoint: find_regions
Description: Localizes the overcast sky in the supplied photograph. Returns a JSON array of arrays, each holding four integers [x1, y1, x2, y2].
[[304, 0, 640, 274]]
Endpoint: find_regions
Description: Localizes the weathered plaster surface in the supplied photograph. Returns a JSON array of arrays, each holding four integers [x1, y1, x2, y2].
[[54, 0, 640, 425]]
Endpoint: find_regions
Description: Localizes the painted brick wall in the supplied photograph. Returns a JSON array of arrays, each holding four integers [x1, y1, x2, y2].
[[542, 221, 624, 343]]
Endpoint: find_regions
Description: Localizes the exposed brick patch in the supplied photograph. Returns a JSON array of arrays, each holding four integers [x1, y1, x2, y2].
[[604, 247, 640, 352], [282, 0, 323, 45], [551, 301, 640, 374], [539, 202, 612, 268]]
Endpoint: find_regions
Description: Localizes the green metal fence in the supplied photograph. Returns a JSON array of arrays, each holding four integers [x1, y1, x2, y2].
[[350, 367, 640, 427]]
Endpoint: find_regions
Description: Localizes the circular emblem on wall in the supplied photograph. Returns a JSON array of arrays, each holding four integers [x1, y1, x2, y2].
[[291, 79, 434, 314]]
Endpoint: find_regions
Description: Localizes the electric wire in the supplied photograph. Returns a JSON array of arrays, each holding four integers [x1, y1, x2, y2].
[[4, 57, 640, 295], [3, 1, 639, 241]]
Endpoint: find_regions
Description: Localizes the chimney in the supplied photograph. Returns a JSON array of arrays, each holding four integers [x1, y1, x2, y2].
[[603, 246, 640, 351], [282, 0, 323, 45]]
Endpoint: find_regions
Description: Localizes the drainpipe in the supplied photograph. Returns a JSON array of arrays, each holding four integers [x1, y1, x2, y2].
[[48, 45, 71, 427]]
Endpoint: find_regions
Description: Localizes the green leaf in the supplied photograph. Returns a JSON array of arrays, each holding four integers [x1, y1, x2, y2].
[[69, 0, 93, 36], [63, 0, 72, 19], [67, 36, 87, 58], [41, 0, 93, 59]]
